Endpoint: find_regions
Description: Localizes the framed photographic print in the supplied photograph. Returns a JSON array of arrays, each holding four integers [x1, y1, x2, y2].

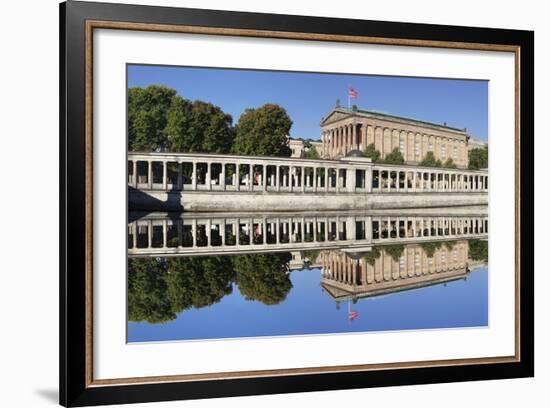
[[59, 0, 534, 406]]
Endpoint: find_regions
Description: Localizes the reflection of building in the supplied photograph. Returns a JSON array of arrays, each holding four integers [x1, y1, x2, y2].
[[320, 241, 471, 300], [320, 104, 470, 168]]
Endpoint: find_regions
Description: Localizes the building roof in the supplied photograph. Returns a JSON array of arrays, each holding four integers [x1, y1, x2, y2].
[[322, 107, 467, 134]]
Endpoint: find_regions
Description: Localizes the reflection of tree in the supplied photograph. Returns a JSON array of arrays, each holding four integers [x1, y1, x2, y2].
[[165, 257, 235, 311], [384, 245, 405, 261], [128, 253, 294, 323], [128, 258, 175, 324], [127, 256, 234, 324], [303, 250, 320, 264], [233, 253, 292, 305], [421, 241, 456, 258], [468, 239, 488, 262], [363, 247, 381, 266]]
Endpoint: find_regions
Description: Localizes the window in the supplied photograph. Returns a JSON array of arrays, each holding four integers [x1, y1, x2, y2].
[[415, 142, 420, 157], [453, 146, 457, 159], [428, 143, 433, 151], [441, 145, 446, 159], [399, 137, 405, 154]]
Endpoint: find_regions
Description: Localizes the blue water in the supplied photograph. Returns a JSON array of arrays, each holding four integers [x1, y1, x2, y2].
[[128, 267, 488, 343]]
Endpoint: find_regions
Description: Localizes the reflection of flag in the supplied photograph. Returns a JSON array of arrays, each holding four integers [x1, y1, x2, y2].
[[348, 310, 359, 321], [348, 87, 358, 98]]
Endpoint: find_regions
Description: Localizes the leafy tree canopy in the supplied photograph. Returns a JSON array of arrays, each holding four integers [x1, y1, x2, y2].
[[443, 158, 457, 169], [232, 104, 293, 157], [468, 147, 488, 170], [302, 141, 320, 159], [166, 99, 234, 154], [383, 148, 405, 164], [128, 85, 234, 153], [128, 85, 177, 152], [420, 151, 443, 167], [364, 143, 381, 162], [233, 253, 293, 305], [127, 258, 175, 324]]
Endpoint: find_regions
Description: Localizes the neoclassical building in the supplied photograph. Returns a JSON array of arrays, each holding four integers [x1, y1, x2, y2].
[[320, 104, 471, 169]]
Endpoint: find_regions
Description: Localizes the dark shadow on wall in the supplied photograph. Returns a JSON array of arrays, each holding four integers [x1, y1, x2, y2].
[[128, 185, 183, 213]]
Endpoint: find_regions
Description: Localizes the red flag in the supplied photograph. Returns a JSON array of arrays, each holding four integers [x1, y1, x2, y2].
[[348, 310, 359, 321], [348, 87, 358, 99]]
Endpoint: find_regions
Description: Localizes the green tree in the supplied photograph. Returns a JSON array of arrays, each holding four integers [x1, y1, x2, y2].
[[233, 253, 292, 305], [128, 85, 177, 151], [127, 258, 175, 323], [364, 143, 381, 162], [232, 104, 292, 157], [128, 85, 234, 153], [166, 100, 234, 153], [302, 141, 320, 159], [383, 148, 405, 164], [468, 147, 488, 170], [420, 151, 442, 167], [443, 158, 457, 168], [468, 239, 488, 262]]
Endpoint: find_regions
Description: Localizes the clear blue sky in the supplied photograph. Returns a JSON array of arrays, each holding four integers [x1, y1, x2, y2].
[[128, 64, 488, 141]]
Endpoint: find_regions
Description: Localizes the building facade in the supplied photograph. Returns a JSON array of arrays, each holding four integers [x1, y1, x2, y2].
[[288, 137, 323, 158], [320, 105, 471, 168]]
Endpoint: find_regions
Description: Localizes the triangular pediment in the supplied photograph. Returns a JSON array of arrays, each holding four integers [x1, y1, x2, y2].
[[320, 109, 352, 126]]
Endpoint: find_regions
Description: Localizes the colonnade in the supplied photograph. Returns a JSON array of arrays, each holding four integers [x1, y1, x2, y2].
[[127, 152, 488, 194]]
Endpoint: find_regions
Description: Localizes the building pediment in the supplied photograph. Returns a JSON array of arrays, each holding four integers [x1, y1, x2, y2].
[[320, 109, 352, 126]]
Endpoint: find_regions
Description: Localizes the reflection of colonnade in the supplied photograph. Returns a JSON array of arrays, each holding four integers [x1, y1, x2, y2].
[[320, 241, 472, 300], [128, 213, 488, 257]]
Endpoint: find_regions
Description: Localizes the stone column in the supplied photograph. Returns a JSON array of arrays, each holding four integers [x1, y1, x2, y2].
[[262, 165, 267, 192], [192, 162, 197, 190], [132, 221, 138, 249], [276, 165, 280, 192], [147, 161, 152, 189], [365, 167, 373, 193], [162, 219, 167, 247], [352, 124, 357, 150], [301, 167, 305, 192], [289, 166, 294, 192], [132, 160, 137, 188], [220, 164, 226, 191], [396, 171, 400, 192], [325, 168, 329, 191], [249, 164, 253, 191], [147, 220, 152, 248], [206, 162, 212, 191], [347, 168, 356, 193], [235, 163, 240, 191], [176, 162, 182, 190], [162, 161, 167, 190]]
